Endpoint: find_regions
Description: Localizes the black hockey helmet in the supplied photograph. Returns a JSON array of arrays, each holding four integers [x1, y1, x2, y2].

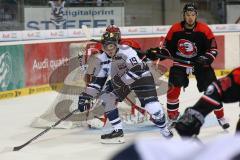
[[101, 31, 119, 51], [101, 31, 119, 45], [183, 2, 198, 14]]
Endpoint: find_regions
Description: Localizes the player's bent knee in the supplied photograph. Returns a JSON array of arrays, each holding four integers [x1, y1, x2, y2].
[[144, 101, 166, 127], [101, 93, 118, 112]]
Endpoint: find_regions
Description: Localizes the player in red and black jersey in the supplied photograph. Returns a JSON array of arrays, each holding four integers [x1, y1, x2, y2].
[[146, 2, 229, 129], [175, 67, 240, 137]]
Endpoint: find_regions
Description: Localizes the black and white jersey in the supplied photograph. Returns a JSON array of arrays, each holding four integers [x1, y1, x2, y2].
[[85, 52, 111, 97], [111, 45, 151, 85], [85, 45, 151, 97]]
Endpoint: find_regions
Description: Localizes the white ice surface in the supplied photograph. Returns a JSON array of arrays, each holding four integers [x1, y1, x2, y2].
[[0, 80, 239, 160]]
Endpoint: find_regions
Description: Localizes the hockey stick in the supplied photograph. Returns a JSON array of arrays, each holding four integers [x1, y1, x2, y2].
[[12, 109, 79, 151], [156, 54, 195, 65], [82, 25, 102, 44], [82, 25, 91, 40], [89, 37, 194, 65], [125, 97, 146, 115], [90, 39, 101, 43], [11, 88, 109, 151]]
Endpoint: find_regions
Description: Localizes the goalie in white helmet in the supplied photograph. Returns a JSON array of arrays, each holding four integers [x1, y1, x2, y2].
[[78, 31, 173, 144]]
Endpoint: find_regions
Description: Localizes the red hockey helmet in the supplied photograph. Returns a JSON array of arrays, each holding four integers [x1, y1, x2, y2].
[[105, 25, 121, 40]]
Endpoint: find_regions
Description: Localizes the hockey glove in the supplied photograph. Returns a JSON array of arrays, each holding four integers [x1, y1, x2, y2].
[[146, 47, 161, 61], [111, 74, 130, 102], [136, 50, 147, 61], [78, 93, 93, 112], [175, 108, 204, 137], [194, 55, 213, 66], [104, 80, 114, 93]]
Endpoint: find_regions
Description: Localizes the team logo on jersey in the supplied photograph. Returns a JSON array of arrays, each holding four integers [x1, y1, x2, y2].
[[177, 39, 197, 58]]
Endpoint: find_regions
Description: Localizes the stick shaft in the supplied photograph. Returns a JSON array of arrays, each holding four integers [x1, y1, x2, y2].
[[13, 109, 79, 151], [156, 54, 194, 65]]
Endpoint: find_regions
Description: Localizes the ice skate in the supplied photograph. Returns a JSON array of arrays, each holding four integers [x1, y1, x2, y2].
[[100, 129, 125, 144], [167, 114, 180, 130], [218, 117, 230, 130], [159, 126, 173, 138]]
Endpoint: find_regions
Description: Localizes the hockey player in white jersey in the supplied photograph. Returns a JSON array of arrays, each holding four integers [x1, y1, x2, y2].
[[78, 31, 173, 143]]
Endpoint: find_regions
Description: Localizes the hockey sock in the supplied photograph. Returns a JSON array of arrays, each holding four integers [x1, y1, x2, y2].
[[167, 86, 181, 120], [105, 108, 123, 130], [214, 107, 224, 119]]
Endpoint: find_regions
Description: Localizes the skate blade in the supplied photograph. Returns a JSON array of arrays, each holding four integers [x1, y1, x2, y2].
[[100, 137, 125, 144]]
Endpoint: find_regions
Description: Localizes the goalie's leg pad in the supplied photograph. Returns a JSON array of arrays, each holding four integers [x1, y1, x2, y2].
[[87, 115, 107, 129]]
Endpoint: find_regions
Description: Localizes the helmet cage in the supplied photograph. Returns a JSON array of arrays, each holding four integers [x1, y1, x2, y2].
[[105, 25, 121, 40]]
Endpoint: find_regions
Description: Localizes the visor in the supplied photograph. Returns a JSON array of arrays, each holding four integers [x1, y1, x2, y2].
[[103, 42, 117, 51]]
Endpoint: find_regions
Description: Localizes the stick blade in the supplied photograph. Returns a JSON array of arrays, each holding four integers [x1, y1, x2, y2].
[[13, 146, 23, 151]]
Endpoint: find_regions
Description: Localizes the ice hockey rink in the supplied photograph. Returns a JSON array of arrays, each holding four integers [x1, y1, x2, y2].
[[0, 80, 239, 160]]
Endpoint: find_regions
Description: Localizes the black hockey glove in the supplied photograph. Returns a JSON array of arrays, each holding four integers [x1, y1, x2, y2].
[[145, 47, 161, 61], [111, 74, 130, 102], [136, 50, 147, 61], [194, 55, 213, 66], [175, 108, 204, 137], [104, 80, 114, 93], [78, 93, 93, 112]]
